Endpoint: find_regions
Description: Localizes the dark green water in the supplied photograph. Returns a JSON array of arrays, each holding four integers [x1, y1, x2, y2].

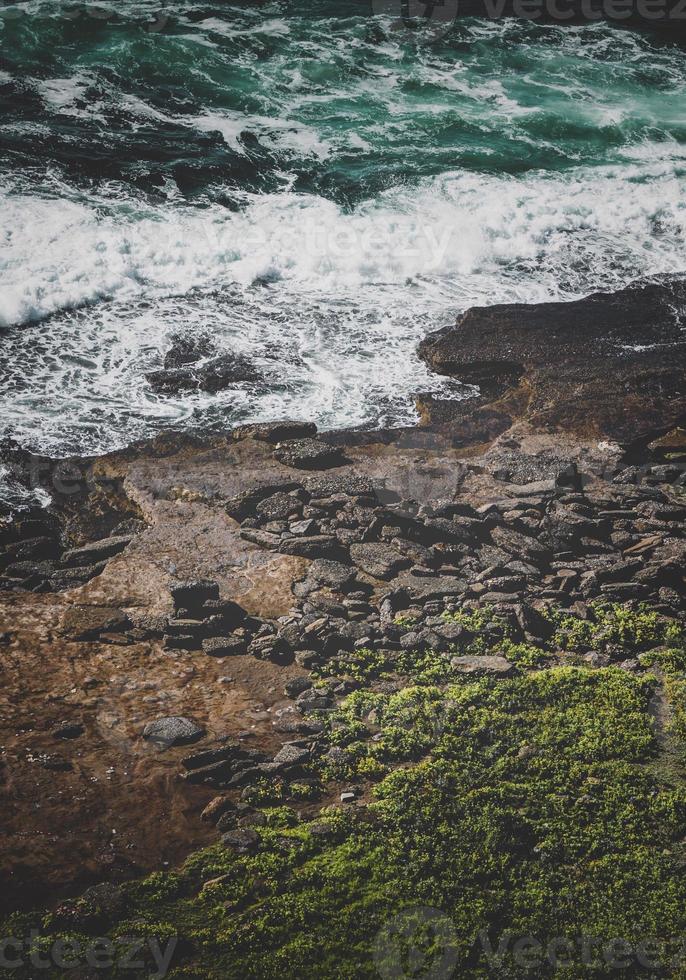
[[1, 2, 686, 472]]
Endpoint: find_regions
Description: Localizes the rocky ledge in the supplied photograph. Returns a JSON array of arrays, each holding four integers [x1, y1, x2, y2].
[[417, 277, 686, 445], [1, 278, 686, 976]]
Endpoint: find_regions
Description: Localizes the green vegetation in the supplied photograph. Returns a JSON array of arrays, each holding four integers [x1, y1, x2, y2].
[[322, 604, 684, 688], [5, 605, 686, 979], [8, 665, 686, 979]]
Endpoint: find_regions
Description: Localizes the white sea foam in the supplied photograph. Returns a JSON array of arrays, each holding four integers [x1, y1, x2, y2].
[[1, 155, 686, 454], [2, 158, 684, 329]]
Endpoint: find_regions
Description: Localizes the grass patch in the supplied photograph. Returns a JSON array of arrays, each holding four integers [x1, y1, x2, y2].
[[10, 667, 686, 979]]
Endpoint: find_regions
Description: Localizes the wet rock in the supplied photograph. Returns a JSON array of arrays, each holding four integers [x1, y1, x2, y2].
[[418, 279, 686, 443], [147, 352, 262, 394], [232, 420, 317, 443], [142, 716, 205, 749], [163, 331, 217, 369], [273, 439, 346, 470]]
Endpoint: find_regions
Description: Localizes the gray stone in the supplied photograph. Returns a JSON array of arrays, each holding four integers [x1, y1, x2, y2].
[[61, 535, 132, 567], [142, 716, 205, 749], [202, 636, 246, 657], [273, 743, 310, 766], [349, 543, 409, 580]]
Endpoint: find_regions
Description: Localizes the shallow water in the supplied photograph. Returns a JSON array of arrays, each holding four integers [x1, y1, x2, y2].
[[2, 1, 686, 463]]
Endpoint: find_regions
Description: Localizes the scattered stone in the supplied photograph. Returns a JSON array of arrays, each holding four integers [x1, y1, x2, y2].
[[201, 797, 236, 824], [142, 716, 206, 749], [53, 722, 85, 740], [202, 636, 246, 657], [284, 677, 313, 698], [349, 543, 409, 580], [221, 828, 260, 853], [273, 744, 310, 767]]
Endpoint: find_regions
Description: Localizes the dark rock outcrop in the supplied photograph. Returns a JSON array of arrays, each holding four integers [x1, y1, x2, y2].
[[147, 352, 263, 395], [418, 279, 686, 444]]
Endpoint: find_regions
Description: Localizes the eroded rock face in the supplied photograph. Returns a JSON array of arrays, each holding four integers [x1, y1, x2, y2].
[[417, 278, 686, 443]]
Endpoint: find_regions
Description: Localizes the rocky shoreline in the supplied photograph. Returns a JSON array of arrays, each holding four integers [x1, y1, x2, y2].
[[1, 278, 685, 975]]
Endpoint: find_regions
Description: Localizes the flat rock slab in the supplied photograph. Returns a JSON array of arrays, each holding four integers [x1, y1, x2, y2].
[[418, 278, 686, 443], [349, 543, 409, 580], [395, 574, 467, 601], [451, 655, 515, 677], [61, 535, 132, 567], [142, 716, 206, 749], [202, 636, 246, 657], [273, 439, 346, 470], [59, 605, 130, 640]]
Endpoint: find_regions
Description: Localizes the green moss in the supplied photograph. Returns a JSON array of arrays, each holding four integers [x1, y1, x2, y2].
[[17, 666, 686, 979], [548, 603, 684, 654]]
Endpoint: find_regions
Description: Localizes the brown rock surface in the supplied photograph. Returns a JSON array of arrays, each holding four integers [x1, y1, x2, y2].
[[418, 278, 686, 444]]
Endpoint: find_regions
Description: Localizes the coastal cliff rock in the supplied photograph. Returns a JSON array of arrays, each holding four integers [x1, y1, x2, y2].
[[418, 278, 686, 444]]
